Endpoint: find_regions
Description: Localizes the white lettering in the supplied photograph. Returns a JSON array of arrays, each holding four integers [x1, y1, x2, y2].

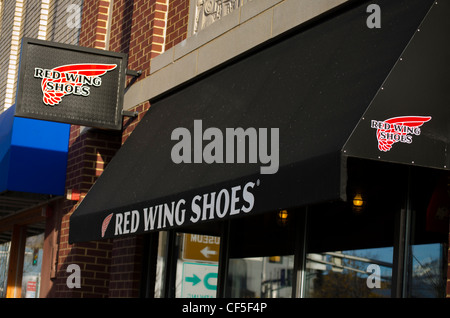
[[241, 181, 255, 213], [215, 189, 230, 218], [115, 213, 123, 235], [175, 199, 186, 225], [143, 206, 158, 231], [123, 211, 131, 234], [202, 192, 216, 220], [230, 185, 241, 215], [163, 202, 175, 227], [130, 210, 139, 233], [114, 180, 258, 236]]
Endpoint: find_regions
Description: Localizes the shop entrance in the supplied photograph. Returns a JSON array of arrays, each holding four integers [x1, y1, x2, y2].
[[146, 159, 448, 298], [150, 210, 299, 299]]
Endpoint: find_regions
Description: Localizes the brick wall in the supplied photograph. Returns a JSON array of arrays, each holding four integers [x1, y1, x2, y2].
[[49, 126, 121, 297], [79, 0, 112, 49], [48, 0, 123, 297], [108, 236, 145, 297], [48, 0, 191, 298], [105, 0, 190, 298], [165, 0, 189, 50], [122, 102, 151, 144], [108, 0, 189, 80], [106, 0, 191, 298], [110, 0, 166, 80]]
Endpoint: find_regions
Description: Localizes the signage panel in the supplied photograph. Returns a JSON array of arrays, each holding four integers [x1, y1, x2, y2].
[[15, 38, 127, 130], [181, 262, 218, 298], [182, 234, 220, 262]]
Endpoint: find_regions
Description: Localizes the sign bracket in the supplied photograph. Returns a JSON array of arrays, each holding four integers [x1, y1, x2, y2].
[[124, 69, 143, 94], [126, 69, 142, 78], [122, 110, 138, 118], [122, 70, 142, 118]]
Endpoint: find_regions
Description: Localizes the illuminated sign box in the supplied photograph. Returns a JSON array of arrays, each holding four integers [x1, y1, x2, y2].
[[15, 38, 128, 130]]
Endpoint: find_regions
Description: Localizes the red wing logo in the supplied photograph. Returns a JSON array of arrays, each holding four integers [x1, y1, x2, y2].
[[101, 213, 114, 238], [33, 64, 117, 106], [371, 116, 431, 152]]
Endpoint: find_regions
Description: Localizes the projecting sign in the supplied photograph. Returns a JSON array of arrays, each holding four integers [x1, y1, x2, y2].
[[15, 38, 128, 130]]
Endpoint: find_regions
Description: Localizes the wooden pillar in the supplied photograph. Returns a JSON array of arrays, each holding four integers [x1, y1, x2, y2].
[[6, 224, 27, 298]]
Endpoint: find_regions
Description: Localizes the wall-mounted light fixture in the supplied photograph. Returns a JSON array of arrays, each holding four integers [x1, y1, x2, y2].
[[352, 193, 365, 213], [277, 209, 289, 226]]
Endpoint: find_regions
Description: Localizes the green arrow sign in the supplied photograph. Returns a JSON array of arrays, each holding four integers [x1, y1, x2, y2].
[[204, 272, 218, 290], [185, 274, 201, 286]]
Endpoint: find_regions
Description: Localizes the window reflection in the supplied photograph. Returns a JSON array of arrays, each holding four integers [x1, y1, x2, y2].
[[305, 248, 392, 297], [408, 243, 446, 298], [228, 256, 294, 298]]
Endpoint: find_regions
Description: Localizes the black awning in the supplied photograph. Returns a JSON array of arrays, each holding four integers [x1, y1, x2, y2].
[[344, 0, 450, 168], [70, 0, 437, 243]]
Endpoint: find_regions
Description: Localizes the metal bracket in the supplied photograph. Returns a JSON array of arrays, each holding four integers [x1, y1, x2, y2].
[[123, 70, 142, 117], [126, 69, 142, 77], [122, 110, 138, 118]]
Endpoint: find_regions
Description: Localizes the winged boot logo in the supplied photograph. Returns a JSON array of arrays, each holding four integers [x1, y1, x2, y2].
[[371, 116, 431, 152], [34, 63, 117, 106], [101, 213, 114, 238]]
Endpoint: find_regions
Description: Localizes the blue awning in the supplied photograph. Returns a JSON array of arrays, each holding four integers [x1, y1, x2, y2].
[[0, 105, 70, 196]]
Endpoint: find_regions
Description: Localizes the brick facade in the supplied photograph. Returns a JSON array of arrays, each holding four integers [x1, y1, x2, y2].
[[48, 0, 189, 298], [106, 0, 190, 297], [48, 0, 121, 297], [0, 0, 442, 299], [78, 0, 112, 49], [166, 0, 189, 50], [48, 126, 121, 297]]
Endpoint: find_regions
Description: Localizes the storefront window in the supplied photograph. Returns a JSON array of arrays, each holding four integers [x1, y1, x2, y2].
[[305, 160, 448, 298], [407, 243, 446, 297], [406, 169, 449, 298], [175, 233, 220, 298], [226, 210, 297, 298], [0, 242, 10, 298], [305, 193, 397, 298], [148, 160, 448, 299], [154, 231, 168, 298], [228, 256, 294, 298], [21, 232, 44, 298], [305, 248, 392, 297]]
